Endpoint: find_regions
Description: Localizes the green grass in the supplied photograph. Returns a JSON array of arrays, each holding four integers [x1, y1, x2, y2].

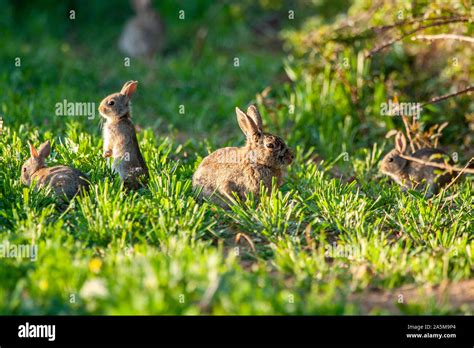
[[0, 0, 472, 315]]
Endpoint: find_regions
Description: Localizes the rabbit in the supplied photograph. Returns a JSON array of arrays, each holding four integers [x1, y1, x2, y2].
[[118, 0, 165, 59], [380, 132, 455, 196], [21, 141, 89, 200], [99, 80, 149, 190], [192, 104, 294, 207]]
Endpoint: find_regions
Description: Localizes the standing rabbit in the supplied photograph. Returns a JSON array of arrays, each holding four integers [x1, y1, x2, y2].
[[380, 132, 454, 196], [99, 80, 149, 189], [21, 141, 89, 200], [192, 105, 294, 207], [118, 0, 165, 59]]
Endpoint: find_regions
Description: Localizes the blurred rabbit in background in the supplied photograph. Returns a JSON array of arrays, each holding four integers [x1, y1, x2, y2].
[[118, 0, 165, 59]]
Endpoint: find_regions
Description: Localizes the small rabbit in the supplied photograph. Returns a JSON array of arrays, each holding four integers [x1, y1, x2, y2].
[[380, 132, 454, 196], [99, 80, 149, 189], [21, 141, 89, 200], [192, 105, 294, 207], [118, 0, 165, 59]]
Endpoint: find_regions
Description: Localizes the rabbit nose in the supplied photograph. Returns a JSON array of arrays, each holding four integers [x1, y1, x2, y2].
[[285, 150, 294, 163]]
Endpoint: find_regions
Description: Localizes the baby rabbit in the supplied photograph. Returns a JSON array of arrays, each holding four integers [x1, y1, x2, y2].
[[193, 105, 294, 207], [99, 80, 149, 190], [118, 0, 165, 59], [380, 132, 454, 196], [21, 141, 89, 200]]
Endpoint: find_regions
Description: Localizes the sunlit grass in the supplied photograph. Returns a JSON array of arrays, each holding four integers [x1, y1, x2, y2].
[[0, 0, 472, 315]]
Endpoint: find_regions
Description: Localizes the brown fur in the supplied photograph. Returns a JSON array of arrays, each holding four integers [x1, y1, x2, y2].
[[380, 133, 454, 196], [192, 105, 293, 207], [21, 141, 89, 200], [99, 81, 149, 190], [118, 0, 165, 59]]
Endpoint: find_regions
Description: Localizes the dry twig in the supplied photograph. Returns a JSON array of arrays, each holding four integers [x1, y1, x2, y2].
[[421, 86, 474, 107], [370, 16, 468, 33], [443, 158, 474, 191], [399, 154, 474, 174], [366, 17, 469, 57], [411, 34, 474, 43], [235, 232, 256, 252]]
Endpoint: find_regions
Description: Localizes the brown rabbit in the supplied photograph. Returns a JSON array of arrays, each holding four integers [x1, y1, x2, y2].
[[380, 132, 454, 196], [118, 0, 165, 59], [21, 141, 89, 200], [192, 105, 294, 207], [99, 81, 149, 190]]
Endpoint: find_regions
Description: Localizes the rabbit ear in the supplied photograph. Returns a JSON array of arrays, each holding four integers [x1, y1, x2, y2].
[[37, 141, 51, 158], [120, 81, 138, 97], [246, 104, 263, 132], [395, 132, 407, 153], [29, 142, 39, 158], [236, 107, 260, 141]]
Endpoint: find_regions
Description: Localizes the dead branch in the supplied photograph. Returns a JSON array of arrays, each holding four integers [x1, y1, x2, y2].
[[235, 232, 256, 252], [399, 154, 474, 174], [369, 16, 469, 33], [444, 158, 474, 191], [366, 17, 470, 58], [411, 34, 474, 43], [421, 86, 474, 107]]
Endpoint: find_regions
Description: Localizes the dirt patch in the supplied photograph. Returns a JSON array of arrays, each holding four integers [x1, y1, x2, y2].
[[349, 279, 474, 314]]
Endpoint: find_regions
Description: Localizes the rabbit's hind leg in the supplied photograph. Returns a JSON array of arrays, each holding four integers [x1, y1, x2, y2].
[[215, 181, 240, 208]]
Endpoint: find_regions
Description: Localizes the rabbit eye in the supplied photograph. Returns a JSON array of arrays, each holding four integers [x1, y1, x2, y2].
[[107, 100, 115, 106], [266, 143, 275, 149], [388, 158, 394, 163], [22, 167, 27, 172]]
